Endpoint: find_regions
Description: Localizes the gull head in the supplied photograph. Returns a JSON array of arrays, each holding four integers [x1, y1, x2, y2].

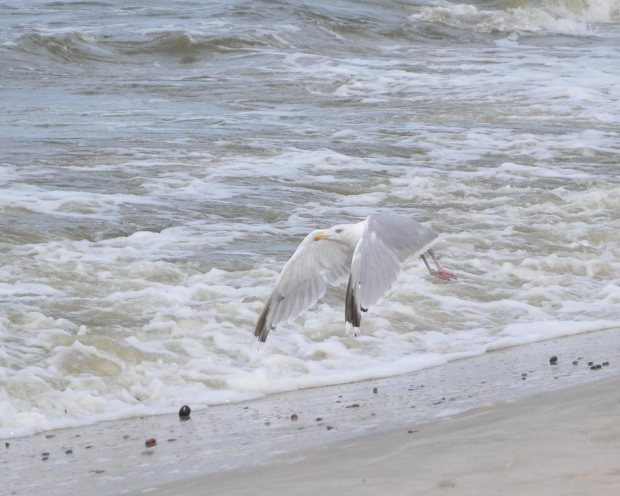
[[312, 223, 362, 247]]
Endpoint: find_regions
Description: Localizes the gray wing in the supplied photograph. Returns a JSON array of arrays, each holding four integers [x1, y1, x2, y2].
[[345, 214, 439, 329], [254, 230, 354, 342]]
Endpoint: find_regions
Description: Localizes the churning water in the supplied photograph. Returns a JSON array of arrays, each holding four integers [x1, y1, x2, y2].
[[1, 0, 619, 436]]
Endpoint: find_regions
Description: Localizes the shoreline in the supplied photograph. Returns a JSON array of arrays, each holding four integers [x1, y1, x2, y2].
[[151, 373, 620, 496], [3, 328, 619, 496]]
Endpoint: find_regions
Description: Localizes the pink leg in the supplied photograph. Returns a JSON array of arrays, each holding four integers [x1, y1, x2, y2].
[[421, 249, 457, 280]]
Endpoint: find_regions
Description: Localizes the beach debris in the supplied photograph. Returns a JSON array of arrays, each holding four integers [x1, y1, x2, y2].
[[345, 403, 360, 408], [373, 387, 378, 394], [549, 356, 558, 365], [290, 413, 298, 421], [145, 438, 157, 448], [179, 405, 191, 420]]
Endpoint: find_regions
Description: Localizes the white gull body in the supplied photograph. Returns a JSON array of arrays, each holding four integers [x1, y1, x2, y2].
[[254, 214, 455, 342]]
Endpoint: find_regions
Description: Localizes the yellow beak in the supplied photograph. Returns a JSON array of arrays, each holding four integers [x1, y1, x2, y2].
[[313, 232, 328, 242]]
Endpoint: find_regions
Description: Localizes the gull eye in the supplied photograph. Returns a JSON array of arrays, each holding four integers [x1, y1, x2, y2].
[[335, 228, 343, 234]]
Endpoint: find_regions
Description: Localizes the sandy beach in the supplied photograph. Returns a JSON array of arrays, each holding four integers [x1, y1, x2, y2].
[[151, 374, 620, 496], [2, 328, 619, 496]]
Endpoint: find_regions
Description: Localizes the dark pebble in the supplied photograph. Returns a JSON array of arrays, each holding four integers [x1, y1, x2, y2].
[[345, 404, 360, 409], [549, 356, 558, 365], [122, 435, 130, 440], [65, 449, 73, 454], [603, 361, 610, 366], [5, 442, 8, 449], [167, 439, 176, 443], [408, 430, 418, 434], [265, 421, 271, 426], [85, 445, 93, 449], [326, 426, 335, 431], [373, 387, 378, 394], [42, 451, 50, 457], [316, 417, 323, 421], [45, 434, 55, 439], [290, 414, 298, 421], [590, 365, 602, 370], [145, 438, 157, 448], [572, 361, 578, 366], [179, 405, 191, 419], [588, 361, 594, 366]]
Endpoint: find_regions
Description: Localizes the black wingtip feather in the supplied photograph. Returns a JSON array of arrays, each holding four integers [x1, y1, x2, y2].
[[345, 274, 362, 328], [254, 293, 274, 342]]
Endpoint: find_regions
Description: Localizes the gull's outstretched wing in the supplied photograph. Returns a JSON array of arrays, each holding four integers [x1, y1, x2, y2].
[[254, 229, 355, 342], [345, 214, 439, 328]]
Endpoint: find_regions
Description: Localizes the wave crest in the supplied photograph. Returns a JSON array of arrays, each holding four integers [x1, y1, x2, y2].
[[410, 0, 620, 35]]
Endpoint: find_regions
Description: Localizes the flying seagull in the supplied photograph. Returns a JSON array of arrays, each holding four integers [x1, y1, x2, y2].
[[254, 214, 456, 342]]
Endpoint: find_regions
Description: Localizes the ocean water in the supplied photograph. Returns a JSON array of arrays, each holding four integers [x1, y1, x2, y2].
[[1, 0, 619, 437]]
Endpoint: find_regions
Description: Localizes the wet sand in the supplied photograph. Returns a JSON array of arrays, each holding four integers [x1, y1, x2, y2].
[[150, 373, 620, 496], [2, 328, 619, 496]]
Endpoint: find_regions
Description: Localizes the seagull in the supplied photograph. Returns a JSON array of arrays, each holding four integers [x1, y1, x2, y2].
[[254, 214, 456, 342]]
